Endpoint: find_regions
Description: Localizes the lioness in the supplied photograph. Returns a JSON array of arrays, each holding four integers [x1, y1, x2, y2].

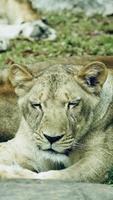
[[0, 0, 56, 51], [0, 59, 113, 182]]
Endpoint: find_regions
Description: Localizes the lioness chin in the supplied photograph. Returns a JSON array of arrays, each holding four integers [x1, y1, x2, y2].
[[0, 59, 113, 182]]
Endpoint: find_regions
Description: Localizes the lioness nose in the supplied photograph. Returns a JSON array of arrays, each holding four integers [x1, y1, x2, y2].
[[44, 134, 63, 144]]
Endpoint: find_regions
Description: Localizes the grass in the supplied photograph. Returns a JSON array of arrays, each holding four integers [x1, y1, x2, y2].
[[0, 10, 113, 183], [106, 170, 113, 184], [1, 11, 113, 67]]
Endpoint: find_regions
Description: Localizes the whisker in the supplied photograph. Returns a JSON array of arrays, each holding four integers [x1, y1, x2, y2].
[[34, 132, 44, 140], [72, 142, 87, 149]]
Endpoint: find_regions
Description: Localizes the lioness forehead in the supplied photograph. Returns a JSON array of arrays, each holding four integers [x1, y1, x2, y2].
[[29, 65, 84, 101]]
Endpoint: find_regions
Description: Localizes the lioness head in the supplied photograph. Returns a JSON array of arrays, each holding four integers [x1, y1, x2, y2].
[[9, 62, 108, 161]]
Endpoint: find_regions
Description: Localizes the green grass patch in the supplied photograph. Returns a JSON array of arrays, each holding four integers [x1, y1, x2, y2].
[[1, 11, 113, 67]]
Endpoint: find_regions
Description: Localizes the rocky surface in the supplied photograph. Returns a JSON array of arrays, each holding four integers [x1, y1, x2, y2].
[[0, 180, 113, 200], [32, 0, 113, 15]]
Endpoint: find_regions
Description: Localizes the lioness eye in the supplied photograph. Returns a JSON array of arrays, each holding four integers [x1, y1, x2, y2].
[[68, 99, 81, 109], [31, 102, 42, 110]]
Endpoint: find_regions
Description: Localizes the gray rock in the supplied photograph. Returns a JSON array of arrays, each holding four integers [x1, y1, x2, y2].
[[0, 180, 113, 200], [32, 0, 113, 16]]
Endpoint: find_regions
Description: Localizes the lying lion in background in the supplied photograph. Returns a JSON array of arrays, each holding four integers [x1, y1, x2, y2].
[[0, 0, 56, 52], [0, 56, 113, 181]]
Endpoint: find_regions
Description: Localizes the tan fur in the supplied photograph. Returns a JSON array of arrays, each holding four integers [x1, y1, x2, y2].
[[0, 68, 20, 141], [0, 0, 56, 50], [0, 57, 113, 182], [0, 0, 40, 24], [0, 56, 113, 142]]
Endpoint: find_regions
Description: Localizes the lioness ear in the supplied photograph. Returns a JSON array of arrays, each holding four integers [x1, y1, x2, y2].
[[77, 61, 108, 95], [9, 64, 33, 96]]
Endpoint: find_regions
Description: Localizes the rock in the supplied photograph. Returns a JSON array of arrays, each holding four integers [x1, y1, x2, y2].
[[0, 180, 113, 200], [32, 0, 113, 16]]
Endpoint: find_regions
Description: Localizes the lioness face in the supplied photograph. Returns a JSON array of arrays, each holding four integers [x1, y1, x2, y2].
[[20, 73, 96, 155], [9, 62, 108, 161]]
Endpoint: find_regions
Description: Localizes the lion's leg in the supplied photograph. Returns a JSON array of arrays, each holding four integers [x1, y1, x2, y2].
[[0, 141, 38, 179], [0, 20, 56, 51], [36, 148, 113, 182], [0, 1, 56, 52], [0, 164, 38, 179], [0, 24, 22, 52], [0, 39, 9, 52], [0, 23, 23, 52]]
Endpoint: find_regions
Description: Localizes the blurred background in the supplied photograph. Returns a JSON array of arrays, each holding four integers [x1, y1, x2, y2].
[[1, 0, 113, 68], [33, 0, 113, 15]]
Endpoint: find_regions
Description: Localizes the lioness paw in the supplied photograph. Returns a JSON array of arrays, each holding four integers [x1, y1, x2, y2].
[[21, 20, 56, 41], [0, 164, 38, 179], [0, 39, 10, 52], [36, 170, 64, 180]]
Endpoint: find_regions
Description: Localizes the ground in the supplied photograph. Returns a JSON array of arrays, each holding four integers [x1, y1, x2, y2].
[[0, 180, 113, 200], [0, 10, 113, 184]]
